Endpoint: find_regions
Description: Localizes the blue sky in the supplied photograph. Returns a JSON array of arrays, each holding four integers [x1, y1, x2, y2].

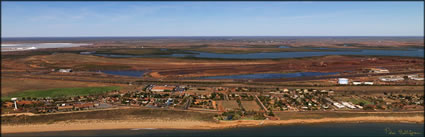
[[1, 2, 424, 37]]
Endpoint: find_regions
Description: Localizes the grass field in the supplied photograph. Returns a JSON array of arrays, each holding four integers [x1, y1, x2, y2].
[[1, 77, 120, 95], [2, 86, 120, 100], [241, 101, 261, 111], [348, 97, 373, 105], [217, 100, 240, 111], [1, 108, 217, 125]]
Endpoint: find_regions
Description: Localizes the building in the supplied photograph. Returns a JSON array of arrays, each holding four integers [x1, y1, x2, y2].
[[175, 86, 186, 92], [368, 68, 389, 73], [333, 102, 345, 109], [352, 81, 362, 85], [379, 76, 404, 82], [341, 102, 356, 109], [58, 69, 72, 73], [338, 78, 349, 85], [407, 74, 424, 81], [411, 77, 424, 81], [150, 86, 175, 92], [364, 82, 374, 85]]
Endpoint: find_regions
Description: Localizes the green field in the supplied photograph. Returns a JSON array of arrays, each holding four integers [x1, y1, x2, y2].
[[338, 97, 373, 105], [2, 86, 120, 100]]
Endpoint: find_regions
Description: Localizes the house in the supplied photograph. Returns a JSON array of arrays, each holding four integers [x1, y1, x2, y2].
[[341, 102, 356, 109], [379, 76, 404, 82], [73, 103, 94, 110], [58, 69, 72, 73], [355, 105, 363, 109], [408, 75, 424, 81], [175, 86, 186, 92], [150, 86, 175, 92], [411, 77, 424, 81], [16, 100, 35, 105], [364, 82, 374, 85], [407, 74, 418, 79], [338, 78, 348, 85], [3, 102, 14, 108], [352, 81, 362, 85], [368, 68, 389, 73], [57, 105, 73, 111], [403, 105, 424, 110], [333, 102, 345, 109]]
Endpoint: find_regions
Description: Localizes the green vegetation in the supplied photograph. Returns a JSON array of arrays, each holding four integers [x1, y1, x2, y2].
[[348, 98, 373, 106], [3, 86, 121, 100], [216, 110, 243, 120], [2, 108, 217, 125]]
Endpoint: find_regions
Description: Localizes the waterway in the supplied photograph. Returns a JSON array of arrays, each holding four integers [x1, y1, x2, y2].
[[89, 48, 424, 59]]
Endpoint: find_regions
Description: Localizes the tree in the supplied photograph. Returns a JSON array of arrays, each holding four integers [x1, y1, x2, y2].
[[268, 110, 275, 116], [254, 113, 266, 120], [211, 92, 217, 99]]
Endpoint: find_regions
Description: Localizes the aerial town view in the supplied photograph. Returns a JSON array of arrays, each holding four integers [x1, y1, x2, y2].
[[1, 1, 424, 137]]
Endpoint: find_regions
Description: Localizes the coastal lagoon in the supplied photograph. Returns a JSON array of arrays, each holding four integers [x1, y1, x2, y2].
[[3, 123, 423, 137], [90, 48, 424, 59]]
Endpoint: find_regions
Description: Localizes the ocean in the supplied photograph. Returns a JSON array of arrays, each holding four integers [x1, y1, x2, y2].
[[3, 123, 424, 137]]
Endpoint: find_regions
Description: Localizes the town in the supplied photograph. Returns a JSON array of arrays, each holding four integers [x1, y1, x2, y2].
[[3, 83, 424, 120]]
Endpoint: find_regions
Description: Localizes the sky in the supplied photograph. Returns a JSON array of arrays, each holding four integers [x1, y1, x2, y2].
[[1, 2, 424, 37]]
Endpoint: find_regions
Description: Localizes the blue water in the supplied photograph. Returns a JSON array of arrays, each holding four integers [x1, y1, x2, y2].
[[198, 72, 339, 79], [90, 48, 424, 59], [278, 45, 291, 48], [3, 123, 423, 137], [101, 70, 145, 77], [185, 48, 424, 59]]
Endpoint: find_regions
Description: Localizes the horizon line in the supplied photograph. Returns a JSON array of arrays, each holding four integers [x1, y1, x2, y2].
[[2, 35, 425, 38]]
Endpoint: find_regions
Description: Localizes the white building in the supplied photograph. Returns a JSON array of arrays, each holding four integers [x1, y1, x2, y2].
[[352, 81, 362, 85], [338, 78, 349, 85], [333, 102, 345, 109], [368, 68, 389, 73], [341, 102, 356, 109], [411, 77, 424, 81], [407, 74, 424, 81], [58, 69, 72, 73], [364, 82, 374, 85], [379, 76, 404, 82]]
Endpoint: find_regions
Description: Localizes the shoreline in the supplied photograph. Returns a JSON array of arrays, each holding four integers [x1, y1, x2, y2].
[[2, 116, 424, 134]]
